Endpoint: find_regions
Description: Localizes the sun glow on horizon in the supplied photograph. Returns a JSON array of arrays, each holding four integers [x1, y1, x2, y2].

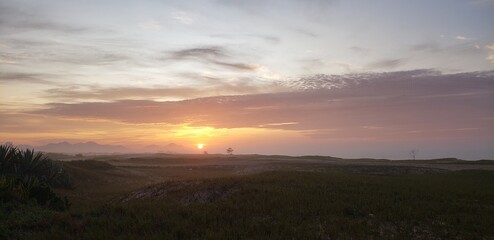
[[172, 126, 222, 139], [197, 144, 204, 149]]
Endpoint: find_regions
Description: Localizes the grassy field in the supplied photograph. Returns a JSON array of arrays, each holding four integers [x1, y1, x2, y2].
[[2, 155, 494, 239]]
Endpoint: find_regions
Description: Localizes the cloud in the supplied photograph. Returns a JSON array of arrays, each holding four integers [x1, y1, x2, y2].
[[281, 73, 353, 90], [0, 53, 18, 65], [210, 34, 281, 44], [487, 43, 494, 63], [251, 35, 281, 44], [0, 2, 86, 34], [410, 41, 483, 56], [33, 70, 494, 140], [366, 58, 405, 70], [280, 69, 441, 90], [43, 79, 279, 102], [361, 126, 384, 130], [51, 52, 128, 66], [1, 19, 86, 34], [0, 72, 53, 84], [471, 0, 494, 5], [350, 46, 370, 55], [410, 42, 442, 53], [139, 20, 162, 30], [165, 46, 261, 71], [210, 61, 261, 71], [216, 0, 269, 13], [0, 37, 130, 67], [170, 47, 226, 59], [171, 11, 194, 25], [217, 0, 336, 19], [455, 35, 470, 41], [0, 59, 16, 64], [293, 28, 319, 38], [327, 61, 363, 73], [299, 58, 326, 72], [44, 86, 204, 101]]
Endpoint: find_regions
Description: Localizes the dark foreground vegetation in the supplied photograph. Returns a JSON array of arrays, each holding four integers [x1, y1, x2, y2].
[[1, 146, 494, 239], [0, 144, 73, 208], [0, 144, 74, 239]]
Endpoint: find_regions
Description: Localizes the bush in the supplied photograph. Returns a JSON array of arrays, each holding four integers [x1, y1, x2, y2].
[[0, 144, 73, 210]]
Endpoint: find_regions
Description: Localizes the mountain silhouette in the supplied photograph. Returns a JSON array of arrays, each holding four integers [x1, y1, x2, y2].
[[34, 141, 130, 154]]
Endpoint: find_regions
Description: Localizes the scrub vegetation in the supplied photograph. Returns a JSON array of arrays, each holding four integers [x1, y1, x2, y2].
[[1, 146, 493, 239], [0, 144, 73, 210]]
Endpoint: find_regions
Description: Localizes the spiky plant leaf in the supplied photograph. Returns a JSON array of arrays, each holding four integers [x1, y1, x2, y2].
[[0, 144, 73, 210]]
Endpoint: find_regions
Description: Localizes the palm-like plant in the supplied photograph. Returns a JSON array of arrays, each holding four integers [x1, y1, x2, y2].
[[1, 145, 73, 188], [0, 144, 73, 210], [0, 143, 17, 173]]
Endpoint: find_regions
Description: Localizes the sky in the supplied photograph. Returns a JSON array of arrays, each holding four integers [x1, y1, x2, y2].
[[1, 0, 494, 159]]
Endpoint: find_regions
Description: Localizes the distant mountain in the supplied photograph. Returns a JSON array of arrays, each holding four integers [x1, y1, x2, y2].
[[17, 144, 35, 150], [142, 143, 189, 153], [4, 141, 191, 154], [34, 141, 130, 154]]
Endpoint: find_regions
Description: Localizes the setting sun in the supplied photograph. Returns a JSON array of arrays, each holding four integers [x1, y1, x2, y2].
[[0, 0, 492, 160]]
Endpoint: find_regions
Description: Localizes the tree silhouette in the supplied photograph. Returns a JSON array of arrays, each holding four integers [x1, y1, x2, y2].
[[226, 147, 234, 155], [409, 149, 418, 160]]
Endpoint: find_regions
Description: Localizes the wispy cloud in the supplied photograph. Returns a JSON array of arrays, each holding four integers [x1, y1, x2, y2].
[[0, 72, 53, 84], [366, 58, 405, 70], [471, 0, 494, 5], [361, 126, 385, 130], [327, 61, 363, 73], [217, 0, 336, 19], [293, 28, 319, 38], [216, 0, 269, 13], [210, 34, 281, 44], [171, 11, 194, 25], [0, 2, 87, 34], [43, 79, 279, 102], [455, 35, 471, 41], [410, 42, 442, 53], [210, 61, 261, 71], [0, 59, 16, 64], [410, 41, 483, 56], [0, 53, 18, 64], [170, 47, 226, 59], [0, 36, 131, 67], [281, 69, 441, 90], [350, 46, 371, 55], [487, 43, 494, 63], [165, 46, 262, 71], [139, 20, 162, 30]]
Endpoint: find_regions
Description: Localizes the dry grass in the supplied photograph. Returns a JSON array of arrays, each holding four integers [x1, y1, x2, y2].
[[3, 155, 494, 239]]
